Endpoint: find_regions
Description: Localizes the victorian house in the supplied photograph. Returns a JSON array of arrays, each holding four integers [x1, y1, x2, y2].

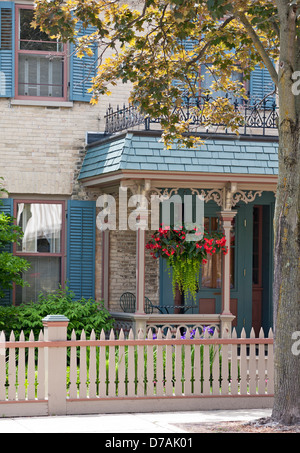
[[0, 0, 278, 338]]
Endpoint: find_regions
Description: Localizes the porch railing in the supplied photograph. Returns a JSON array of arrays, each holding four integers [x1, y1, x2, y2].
[[104, 96, 278, 137]]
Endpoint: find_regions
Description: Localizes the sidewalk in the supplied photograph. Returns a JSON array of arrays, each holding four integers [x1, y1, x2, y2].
[[0, 408, 272, 433]]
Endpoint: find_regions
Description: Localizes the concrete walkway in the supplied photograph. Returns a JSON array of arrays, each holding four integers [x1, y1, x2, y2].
[[0, 409, 272, 433]]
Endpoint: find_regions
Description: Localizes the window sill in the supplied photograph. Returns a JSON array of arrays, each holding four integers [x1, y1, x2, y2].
[[10, 99, 74, 108]]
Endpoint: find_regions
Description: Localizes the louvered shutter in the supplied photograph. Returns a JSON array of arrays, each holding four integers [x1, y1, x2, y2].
[[0, 198, 13, 305], [0, 2, 14, 98], [173, 39, 199, 105], [67, 200, 96, 300], [250, 64, 275, 106], [69, 22, 98, 102], [182, 38, 197, 53]]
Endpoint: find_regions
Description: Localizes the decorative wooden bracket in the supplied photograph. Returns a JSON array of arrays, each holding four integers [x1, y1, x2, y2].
[[146, 183, 262, 210]]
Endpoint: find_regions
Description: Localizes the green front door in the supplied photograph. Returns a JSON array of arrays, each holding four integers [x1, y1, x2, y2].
[[231, 204, 254, 335]]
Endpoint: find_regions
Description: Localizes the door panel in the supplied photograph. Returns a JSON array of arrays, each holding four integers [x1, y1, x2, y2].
[[232, 204, 253, 336], [252, 206, 263, 336], [230, 298, 238, 328], [198, 298, 215, 314]]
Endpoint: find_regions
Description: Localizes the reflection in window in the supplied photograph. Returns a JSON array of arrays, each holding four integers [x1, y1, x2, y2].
[[15, 202, 63, 305], [201, 216, 235, 289], [15, 256, 61, 305], [19, 9, 63, 51], [17, 203, 62, 253]]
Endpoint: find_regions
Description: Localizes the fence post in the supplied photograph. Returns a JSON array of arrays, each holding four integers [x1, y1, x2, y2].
[[42, 315, 69, 416]]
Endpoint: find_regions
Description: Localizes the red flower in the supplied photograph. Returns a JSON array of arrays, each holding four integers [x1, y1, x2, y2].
[[216, 237, 226, 247]]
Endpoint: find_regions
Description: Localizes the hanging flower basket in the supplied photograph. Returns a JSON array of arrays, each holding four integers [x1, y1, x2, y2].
[[146, 224, 227, 300]]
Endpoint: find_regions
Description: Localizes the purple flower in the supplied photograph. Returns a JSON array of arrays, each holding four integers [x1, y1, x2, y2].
[[181, 328, 196, 339], [203, 326, 214, 335]]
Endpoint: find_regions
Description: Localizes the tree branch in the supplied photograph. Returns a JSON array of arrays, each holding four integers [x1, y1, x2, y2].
[[186, 16, 235, 67], [236, 10, 278, 86]]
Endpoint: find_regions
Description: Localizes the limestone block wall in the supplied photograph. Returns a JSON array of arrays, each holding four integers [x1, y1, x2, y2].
[[0, 81, 131, 197]]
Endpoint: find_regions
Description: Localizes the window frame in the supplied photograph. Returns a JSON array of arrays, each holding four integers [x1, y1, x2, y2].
[[12, 199, 65, 305], [14, 4, 68, 101]]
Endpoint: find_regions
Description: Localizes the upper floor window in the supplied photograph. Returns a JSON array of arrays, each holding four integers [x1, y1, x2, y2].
[[200, 64, 243, 103], [15, 5, 67, 100]]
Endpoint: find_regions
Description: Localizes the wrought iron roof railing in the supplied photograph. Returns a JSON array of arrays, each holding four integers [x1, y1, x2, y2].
[[104, 95, 278, 137]]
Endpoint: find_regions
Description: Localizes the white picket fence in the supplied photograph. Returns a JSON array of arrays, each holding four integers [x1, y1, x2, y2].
[[0, 316, 274, 417]]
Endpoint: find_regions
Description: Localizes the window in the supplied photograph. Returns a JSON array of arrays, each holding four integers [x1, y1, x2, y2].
[[200, 64, 243, 103], [14, 201, 64, 305], [201, 216, 235, 289], [15, 5, 67, 100], [0, 3, 98, 102]]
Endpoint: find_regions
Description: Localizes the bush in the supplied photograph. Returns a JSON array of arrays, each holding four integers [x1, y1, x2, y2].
[[0, 287, 114, 340]]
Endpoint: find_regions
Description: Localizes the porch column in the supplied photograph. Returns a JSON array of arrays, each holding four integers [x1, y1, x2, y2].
[[135, 209, 148, 316], [136, 226, 146, 314], [219, 210, 237, 335], [101, 230, 110, 309]]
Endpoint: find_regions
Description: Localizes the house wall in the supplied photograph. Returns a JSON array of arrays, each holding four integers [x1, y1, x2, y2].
[[0, 95, 131, 199], [0, 0, 133, 198]]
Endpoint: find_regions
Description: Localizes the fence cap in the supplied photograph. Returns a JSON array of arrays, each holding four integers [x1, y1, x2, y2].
[[42, 315, 70, 323]]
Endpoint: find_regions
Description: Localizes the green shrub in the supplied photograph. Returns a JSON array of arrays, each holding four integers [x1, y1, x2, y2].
[[0, 287, 114, 340]]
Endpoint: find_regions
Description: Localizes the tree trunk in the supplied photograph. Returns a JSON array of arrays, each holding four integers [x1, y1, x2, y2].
[[272, 0, 300, 425], [272, 126, 300, 425]]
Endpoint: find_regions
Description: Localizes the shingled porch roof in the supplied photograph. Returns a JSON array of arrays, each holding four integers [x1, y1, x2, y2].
[[78, 131, 278, 181]]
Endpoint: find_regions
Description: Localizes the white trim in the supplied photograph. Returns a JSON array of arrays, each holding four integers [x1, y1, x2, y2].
[[81, 170, 278, 192]]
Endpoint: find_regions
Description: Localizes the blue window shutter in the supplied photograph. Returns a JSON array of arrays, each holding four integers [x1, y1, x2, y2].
[[67, 200, 96, 300], [0, 2, 14, 98], [250, 65, 275, 106], [0, 198, 13, 305], [182, 38, 197, 53], [69, 22, 98, 102], [174, 39, 199, 105]]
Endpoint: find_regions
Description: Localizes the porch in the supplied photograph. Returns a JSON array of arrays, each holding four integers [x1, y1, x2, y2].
[[78, 131, 278, 339]]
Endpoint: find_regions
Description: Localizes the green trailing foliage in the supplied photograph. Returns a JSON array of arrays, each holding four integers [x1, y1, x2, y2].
[[146, 224, 227, 300]]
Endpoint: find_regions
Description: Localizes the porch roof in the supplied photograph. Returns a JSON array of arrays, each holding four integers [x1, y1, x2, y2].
[[78, 131, 278, 181]]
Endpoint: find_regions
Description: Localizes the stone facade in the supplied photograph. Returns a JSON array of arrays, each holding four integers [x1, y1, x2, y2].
[[0, 81, 130, 198]]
